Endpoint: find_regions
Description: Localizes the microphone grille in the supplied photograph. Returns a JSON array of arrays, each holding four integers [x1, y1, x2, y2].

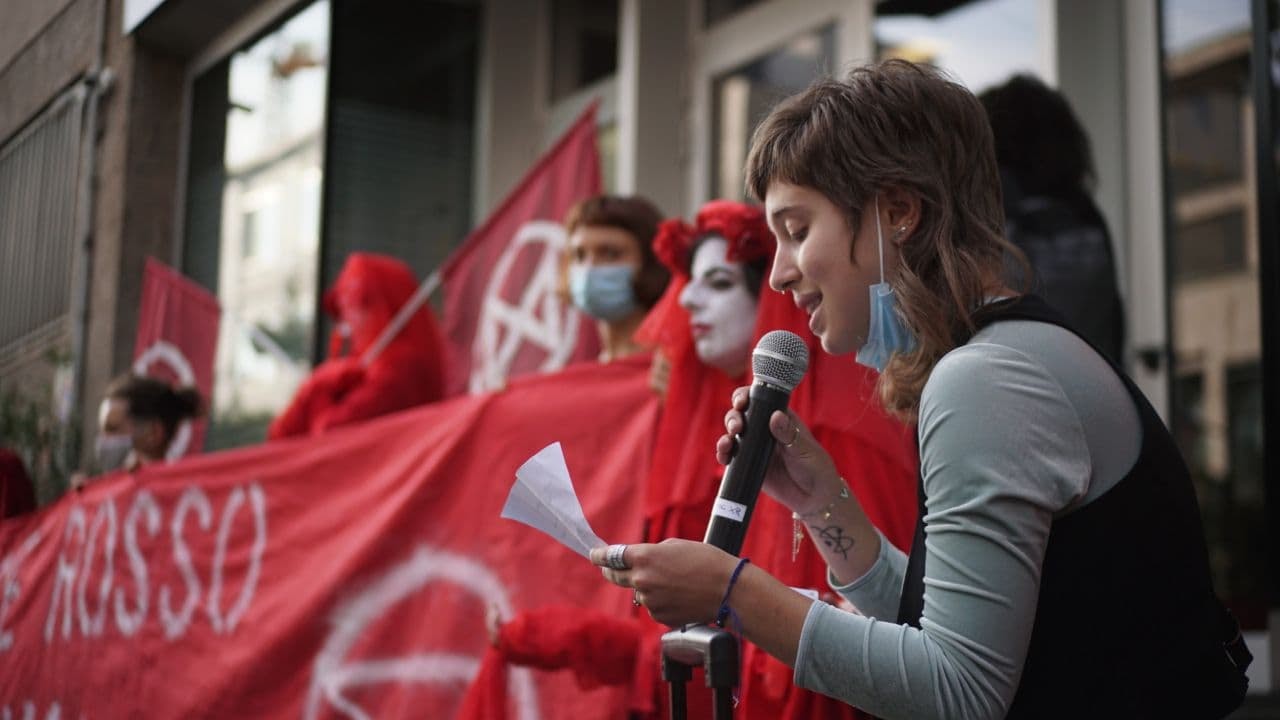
[[751, 330, 809, 391]]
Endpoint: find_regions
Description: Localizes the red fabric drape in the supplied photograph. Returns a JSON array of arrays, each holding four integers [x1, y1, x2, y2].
[[439, 105, 603, 395], [0, 356, 658, 718]]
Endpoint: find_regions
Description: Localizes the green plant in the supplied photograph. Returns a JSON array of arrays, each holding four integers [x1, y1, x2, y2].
[[0, 357, 79, 505]]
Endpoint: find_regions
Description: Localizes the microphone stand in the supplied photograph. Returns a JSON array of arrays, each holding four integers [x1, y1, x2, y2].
[[660, 332, 807, 717], [661, 624, 739, 719]]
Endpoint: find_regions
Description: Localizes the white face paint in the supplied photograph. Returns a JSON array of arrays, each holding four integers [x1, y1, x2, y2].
[[678, 236, 759, 377]]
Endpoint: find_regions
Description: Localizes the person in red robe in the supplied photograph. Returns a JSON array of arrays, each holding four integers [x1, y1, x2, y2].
[[268, 253, 446, 440], [459, 201, 918, 719]]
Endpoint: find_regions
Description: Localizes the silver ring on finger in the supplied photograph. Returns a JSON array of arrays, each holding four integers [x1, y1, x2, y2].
[[605, 543, 630, 570], [632, 589, 642, 607]]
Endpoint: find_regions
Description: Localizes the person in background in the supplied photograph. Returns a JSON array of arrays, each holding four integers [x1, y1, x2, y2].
[[463, 200, 917, 719], [94, 373, 204, 474], [0, 448, 36, 518], [980, 74, 1125, 365], [268, 252, 446, 439], [561, 195, 670, 363]]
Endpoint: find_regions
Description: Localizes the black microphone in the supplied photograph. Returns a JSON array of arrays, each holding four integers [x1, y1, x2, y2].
[[704, 330, 809, 555]]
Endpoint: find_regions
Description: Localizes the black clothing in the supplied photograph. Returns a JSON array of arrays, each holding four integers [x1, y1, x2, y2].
[[897, 295, 1249, 719], [1003, 173, 1125, 365]]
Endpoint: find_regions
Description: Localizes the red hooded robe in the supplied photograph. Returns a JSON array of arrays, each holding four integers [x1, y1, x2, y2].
[[268, 253, 446, 439]]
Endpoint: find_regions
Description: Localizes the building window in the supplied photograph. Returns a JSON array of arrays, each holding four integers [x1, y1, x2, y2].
[[318, 0, 479, 344], [550, 0, 619, 102], [0, 88, 85, 358], [711, 25, 835, 201], [183, 0, 480, 450], [1172, 210, 1247, 281], [875, 0, 1045, 93], [240, 209, 260, 259], [1172, 372, 1208, 479], [1222, 362, 1265, 624], [1161, 0, 1262, 629], [1166, 82, 1246, 195], [184, 1, 330, 450]]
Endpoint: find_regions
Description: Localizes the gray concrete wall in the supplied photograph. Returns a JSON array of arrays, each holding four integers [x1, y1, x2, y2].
[[0, 0, 80, 79], [473, 0, 546, 220], [0, 0, 188, 475], [0, 0, 106, 492], [0, 0, 99, 143], [81, 0, 188, 466], [617, 0, 689, 218]]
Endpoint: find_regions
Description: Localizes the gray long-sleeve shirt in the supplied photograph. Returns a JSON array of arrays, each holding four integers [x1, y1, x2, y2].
[[792, 319, 1141, 720]]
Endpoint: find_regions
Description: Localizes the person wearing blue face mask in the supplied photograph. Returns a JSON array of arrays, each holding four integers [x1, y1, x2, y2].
[[72, 373, 205, 489], [589, 61, 1248, 720], [561, 195, 671, 363]]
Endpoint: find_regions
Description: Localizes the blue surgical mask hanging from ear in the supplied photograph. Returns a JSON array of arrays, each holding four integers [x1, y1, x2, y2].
[[855, 198, 916, 372], [569, 264, 640, 321]]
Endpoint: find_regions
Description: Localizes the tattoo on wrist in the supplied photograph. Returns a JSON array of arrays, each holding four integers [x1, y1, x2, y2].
[[811, 524, 855, 560]]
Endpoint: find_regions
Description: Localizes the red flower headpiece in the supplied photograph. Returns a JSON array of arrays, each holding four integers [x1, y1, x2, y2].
[[653, 218, 695, 275], [652, 200, 773, 277]]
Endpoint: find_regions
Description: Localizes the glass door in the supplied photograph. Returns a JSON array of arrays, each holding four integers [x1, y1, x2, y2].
[[1160, 3, 1273, 694]]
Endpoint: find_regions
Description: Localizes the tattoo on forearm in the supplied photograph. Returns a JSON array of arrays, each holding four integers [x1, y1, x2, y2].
[[811, 524, 855, 560]]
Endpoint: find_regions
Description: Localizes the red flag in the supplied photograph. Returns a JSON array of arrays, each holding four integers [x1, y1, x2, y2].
[[131, 257, 220, 459], [441, 104, 603, 395], [0, 356, 657, 719]]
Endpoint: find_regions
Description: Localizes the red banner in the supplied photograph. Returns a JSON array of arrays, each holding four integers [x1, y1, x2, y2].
[[441, 106, 603, 396], [132, 258, 221, 459], [0, 357, 657, 719]]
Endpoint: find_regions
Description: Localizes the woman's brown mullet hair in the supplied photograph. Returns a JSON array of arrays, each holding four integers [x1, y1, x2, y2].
[[745, 59, 1028, 422]]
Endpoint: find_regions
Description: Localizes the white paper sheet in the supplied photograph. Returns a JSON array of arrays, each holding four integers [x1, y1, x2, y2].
[[501, 442, 607, 559]]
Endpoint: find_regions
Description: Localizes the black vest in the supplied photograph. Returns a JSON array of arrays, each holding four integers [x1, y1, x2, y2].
[[895, 295, 1249, 719]]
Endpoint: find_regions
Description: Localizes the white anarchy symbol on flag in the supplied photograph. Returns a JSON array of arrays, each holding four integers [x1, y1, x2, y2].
[[132, 340, 196, 460], [470, 220, 580, 393], [305, 546, 540, 720]]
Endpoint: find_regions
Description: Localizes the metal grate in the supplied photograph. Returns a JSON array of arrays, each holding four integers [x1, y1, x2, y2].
[[0, 85, 87, 366]]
